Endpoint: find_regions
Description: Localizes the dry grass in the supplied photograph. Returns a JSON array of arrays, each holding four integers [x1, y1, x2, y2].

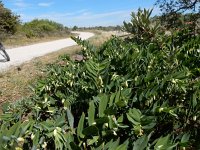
[[0, 30, 113, 107], [4, 33, 75, 49]]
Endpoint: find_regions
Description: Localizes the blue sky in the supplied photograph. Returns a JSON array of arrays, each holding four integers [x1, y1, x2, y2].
[[2, 0, 159, 27]]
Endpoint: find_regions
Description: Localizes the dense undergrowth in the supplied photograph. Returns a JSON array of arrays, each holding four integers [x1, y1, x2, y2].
[[0, 9, 200, 149], [20, 19, 69, 38]]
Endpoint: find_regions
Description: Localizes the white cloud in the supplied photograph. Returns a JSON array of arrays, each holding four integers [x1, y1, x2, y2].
[[64, 10, 131, 27], [17, 6, 161, 27], [38, 2, 54, 7], [13, 0, 30, 8], [7, 0, 35, 12], [20, 9, 132, 27], [77, 10, 130, 20]]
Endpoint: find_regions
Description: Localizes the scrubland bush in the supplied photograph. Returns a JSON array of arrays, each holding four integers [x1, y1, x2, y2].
[[22, 19, 69, 38], [0, 8, 200, 150]]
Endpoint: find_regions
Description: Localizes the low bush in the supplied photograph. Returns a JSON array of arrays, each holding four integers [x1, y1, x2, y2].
[[22, 19, 69, 38]]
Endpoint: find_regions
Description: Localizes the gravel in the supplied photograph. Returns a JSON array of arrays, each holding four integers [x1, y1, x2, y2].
[[0, 32, 94, 72]]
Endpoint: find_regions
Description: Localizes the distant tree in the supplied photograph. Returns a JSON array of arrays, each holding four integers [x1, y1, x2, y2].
[[159, 12, 184, 29], [0, 1, 20, 39], [156, 0, 200, 30], [72, 26, 78, 31], [156, 0, 200, 13], [115, 25, 121, 31]]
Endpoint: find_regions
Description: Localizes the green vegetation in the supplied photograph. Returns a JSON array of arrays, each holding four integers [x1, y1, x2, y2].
[[72, 25, 78, 31], [156, 0, 199, 13], [21, 19, 69, 38], [123, 9, 160, 44], [0, 31, 113, 110], [0, 1, 20, 40], [0, 1, 70, 45], [4, 19, 71, 47], [156, 0, 200, 30], [0, 8, 200, 149], [78, 25, 122, 31]]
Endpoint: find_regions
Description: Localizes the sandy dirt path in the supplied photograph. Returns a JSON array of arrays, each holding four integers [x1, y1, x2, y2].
[[0, 31, 94, 72]]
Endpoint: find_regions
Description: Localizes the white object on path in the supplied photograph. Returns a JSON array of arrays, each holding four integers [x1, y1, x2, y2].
[[0, 32, 94, 72]]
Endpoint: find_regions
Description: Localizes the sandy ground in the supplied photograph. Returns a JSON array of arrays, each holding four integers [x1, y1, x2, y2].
[[0, 31, 94, 72]]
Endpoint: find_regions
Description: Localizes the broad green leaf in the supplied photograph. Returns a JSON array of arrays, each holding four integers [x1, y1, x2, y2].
[[117, 114, 124, 123], [108, 115, 117, 129], [115, 90, 121, 104], [56, 115, 66, 127], [95, 117, 109, 124], [141, 116, 156, 129], [82, 126, 99, 136], [7, 121, 21, 137], [116, 99, 128, 107], [192, 92, 197, 108], [40, 121, 54, 132], [67, 109, 74, 129], [77, 112, 85, 138], [98, 94, 109, 117], [32, 131, 40, 148], [154, 135, 170, 150], [87, 136, 99, 145], [88, 101, 95, 126], [95, 143, 104, 150], [154, 135, 177, 150], [109, 92, 116, 107], [133, 135, 148, 150], [104, 106, 117, 115], [20, 120, 34, 135], [0, 113, 13, 121], [107, 139, 120, 150], [116, 139, 129, 150], [47, 107, 56, 113], [181, 133, 190, 143], [142, 122, 156, 130], [127, 108, 142, 125]]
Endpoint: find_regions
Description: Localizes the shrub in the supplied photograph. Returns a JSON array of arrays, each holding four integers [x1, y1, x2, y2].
[[22, 19, 69, 38], [0, 1, 20, 40], [0, 9, 200, 149], [123, 8, 161, 44]]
